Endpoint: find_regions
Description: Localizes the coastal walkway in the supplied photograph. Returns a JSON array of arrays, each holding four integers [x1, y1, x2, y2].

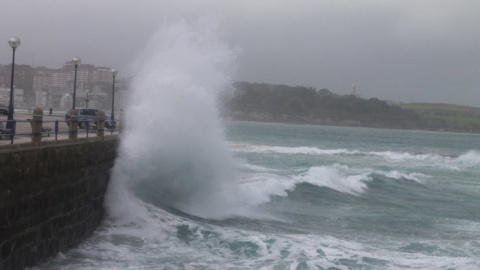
[[0, 111, 118, 146]]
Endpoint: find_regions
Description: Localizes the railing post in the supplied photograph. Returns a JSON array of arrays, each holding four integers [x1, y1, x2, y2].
[[9, 120, 16, 144], [119, 109, 123, 134], [69, 109, 78, 140], [55, 120, 59, 141], [97, 111, 105, 138], [31, 108, 43, 143]]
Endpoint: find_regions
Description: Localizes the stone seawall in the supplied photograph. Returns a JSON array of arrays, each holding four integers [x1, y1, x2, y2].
[[0, 136, 118, 270]]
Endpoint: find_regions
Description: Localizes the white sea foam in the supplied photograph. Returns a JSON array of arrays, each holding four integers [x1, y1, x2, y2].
[[231, 144, 359, 155], [231, 143, 443, 162], [376, 170, 429, 183], [293, 165, 371, 195], [230, 143, 480, 174], [40, 208, 480, 269], [238, 173, 296, 205], [368, 150, 433, 161], [105, 17, 250, 220], [456, 150, 480, 164], [235, 160, 433, 204], [234, 164, 372, 204]]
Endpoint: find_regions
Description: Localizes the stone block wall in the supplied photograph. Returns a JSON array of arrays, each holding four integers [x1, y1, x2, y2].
[[0, 136, 118, 270]]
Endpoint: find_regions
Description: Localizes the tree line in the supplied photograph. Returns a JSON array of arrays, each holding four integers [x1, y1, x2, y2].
[[225, 81, 480, 133]]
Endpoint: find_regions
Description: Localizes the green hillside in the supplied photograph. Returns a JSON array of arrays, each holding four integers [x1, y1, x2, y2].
[[226, 82, 422, 130], [399, 103, 480, 133], [225, 82, 480, 134]]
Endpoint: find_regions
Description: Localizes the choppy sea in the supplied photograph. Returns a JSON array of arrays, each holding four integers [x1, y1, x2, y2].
[[37, 121, 480, 270]]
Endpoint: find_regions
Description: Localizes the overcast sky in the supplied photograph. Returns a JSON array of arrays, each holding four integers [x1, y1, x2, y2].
[[2, 0, 480, 106]]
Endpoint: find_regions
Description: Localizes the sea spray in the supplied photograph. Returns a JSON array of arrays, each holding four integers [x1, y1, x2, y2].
[[105, 17, 244, 220]]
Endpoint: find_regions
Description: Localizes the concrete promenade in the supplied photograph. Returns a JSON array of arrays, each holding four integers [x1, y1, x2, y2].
[[0, 112, 118, 146]]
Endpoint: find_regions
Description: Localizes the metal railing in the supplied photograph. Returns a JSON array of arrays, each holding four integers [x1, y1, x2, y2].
[[0, 119, 16, 144], [0, 118, 118, 144]]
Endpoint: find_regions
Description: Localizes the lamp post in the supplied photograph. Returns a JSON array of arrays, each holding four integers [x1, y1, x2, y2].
[[111, 69, 117, 122], [85, 90, 89, 108], [71, 57, 81, 109], [7, 37, 20, 129]]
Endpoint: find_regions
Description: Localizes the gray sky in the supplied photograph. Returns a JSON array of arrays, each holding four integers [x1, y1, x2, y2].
[[2, 0, 480, 106]]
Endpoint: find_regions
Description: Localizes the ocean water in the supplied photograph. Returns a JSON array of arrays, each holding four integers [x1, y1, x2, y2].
[[37, 18, 480, 270], [37, 121, 480, 270]]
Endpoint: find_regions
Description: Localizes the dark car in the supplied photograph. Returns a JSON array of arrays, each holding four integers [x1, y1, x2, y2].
[[65, 108, 116, 129], [0, 103, 8, 115], [65, 108, 100, 129]]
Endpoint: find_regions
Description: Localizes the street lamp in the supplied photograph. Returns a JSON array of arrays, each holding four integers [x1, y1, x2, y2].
[[111, 69, 118, 122], [7, 37, 20, 129], [85, 90, 90, 108], [71, 57, 81, 109]]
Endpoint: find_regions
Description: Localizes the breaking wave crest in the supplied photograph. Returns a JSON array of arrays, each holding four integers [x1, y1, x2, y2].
[[234, 162, 431, 207], [106, 17, 250, 221]]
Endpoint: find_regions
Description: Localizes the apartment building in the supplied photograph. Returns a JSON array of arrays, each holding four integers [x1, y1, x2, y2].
[[1, 60, 127, 110], [0, 87, 25, 106]]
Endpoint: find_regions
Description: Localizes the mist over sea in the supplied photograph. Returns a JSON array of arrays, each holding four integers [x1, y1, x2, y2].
[[36, 18, 480, 270]]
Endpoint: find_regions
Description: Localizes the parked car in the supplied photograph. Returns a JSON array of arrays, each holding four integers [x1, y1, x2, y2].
[[65, 108, 100, 129], [0, 103, 8, 115], [64, 108, 116, 129]]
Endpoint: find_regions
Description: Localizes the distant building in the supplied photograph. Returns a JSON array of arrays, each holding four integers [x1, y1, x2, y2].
[[0, 86, 25, 107], [33, 67, 52, 90], [94, 67, 113, 84], [1, 61, 129, 110], [35, 90, 48, 108], [60, 93, 72, 109], [34, 61, 93, 91]]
